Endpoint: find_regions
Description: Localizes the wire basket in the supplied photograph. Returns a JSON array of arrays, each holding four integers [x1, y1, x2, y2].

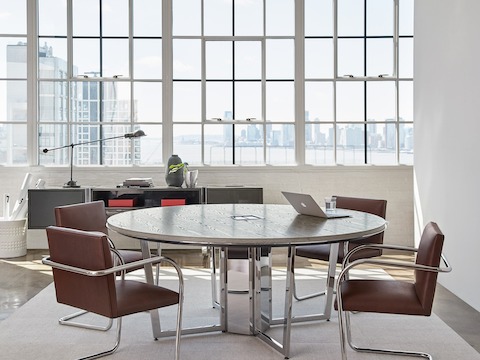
[[0, 218, 27, 258]]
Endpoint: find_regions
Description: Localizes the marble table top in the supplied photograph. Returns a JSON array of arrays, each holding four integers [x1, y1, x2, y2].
[[107, 204, 387, 247]]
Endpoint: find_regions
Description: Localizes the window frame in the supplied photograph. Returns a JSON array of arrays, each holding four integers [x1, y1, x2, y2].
[[18, 0, 413, 167]]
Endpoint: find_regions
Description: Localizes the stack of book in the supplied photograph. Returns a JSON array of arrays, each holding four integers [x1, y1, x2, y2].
[[122, 178, 154, 187]]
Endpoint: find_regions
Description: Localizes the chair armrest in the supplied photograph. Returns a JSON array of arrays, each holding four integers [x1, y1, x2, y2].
[[42, 254, 183, 280], [342, 243, 419, 268], [336, 252, 452, 293]]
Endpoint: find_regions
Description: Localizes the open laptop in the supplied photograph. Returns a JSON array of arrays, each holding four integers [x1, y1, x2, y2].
[[281, 191, 350, 219]]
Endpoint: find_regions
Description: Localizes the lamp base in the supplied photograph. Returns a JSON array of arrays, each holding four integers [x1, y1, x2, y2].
[[63, 180, 80, 188]]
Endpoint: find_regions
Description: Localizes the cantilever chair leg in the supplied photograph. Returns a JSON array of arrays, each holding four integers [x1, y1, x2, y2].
[[78, 318, 122, 360], [59, 310, 114, 331], [339, 311, 432, 360], [292, 267, 327, 301]]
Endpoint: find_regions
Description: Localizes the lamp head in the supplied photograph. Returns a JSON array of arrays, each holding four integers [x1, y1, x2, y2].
[[124, 129, 146, 139]]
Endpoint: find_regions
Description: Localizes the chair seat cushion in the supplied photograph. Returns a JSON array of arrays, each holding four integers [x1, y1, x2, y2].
[[336, 279, 430, 316], [114, 280, 179, 318]]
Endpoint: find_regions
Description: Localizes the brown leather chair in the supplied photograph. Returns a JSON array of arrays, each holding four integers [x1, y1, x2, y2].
[[54, 200, 145, 330], [335, 222, 451, 360], [293, 196, 387, 300], [54, 200, 143, 266], [43, 226, 184, 360]]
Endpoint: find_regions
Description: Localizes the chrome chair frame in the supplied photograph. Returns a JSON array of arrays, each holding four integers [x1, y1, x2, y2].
[[57, 236, 124, 331], [43, 250, 184, 360], [292, 197, 387, 302], [336, 243, 452, 360]]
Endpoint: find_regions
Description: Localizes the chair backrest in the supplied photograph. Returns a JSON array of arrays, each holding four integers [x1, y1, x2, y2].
[[335, 196, 387, 246], [414, 222, 445, 315], [54, 200, 108, 233], [46, 226, 117, 318]]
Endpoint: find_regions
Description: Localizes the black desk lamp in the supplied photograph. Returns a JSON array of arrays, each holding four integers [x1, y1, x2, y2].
[[42, 129, 146, 188]]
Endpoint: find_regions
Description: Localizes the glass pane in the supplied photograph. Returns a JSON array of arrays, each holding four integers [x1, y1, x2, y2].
[[367, 38, 394, 77], [266, 82, 294, 122], [235, 124, 264, 165], [235, 82, 261, 121], [39, 0, 67, 36], [173, 40, 201, 79], [0, 1, 26, 34], [134, 0, 162, 36], [266, 124, 295, 165], [305, 0, 333, 36], [173, 82, 201, 122], [73, 124, 134, 165], [137, 124, 162, 165], [38, 39, 68, 79], [399, 123, 413, 165], [399, 38, 413, 78], [336, 82, 364, 122], [39, 81, 68, 122], [0, 80, 27, 122], [204, 0, 232, 36], [133, 82, 162, 123], [367, 122, 396, 165], [70, 81, 101, 123], [305, 123, 335, 165], [173, 124, 202, 165], [102, 82, 131, 123], [38, 123, 68, 165], [399, 81, 413, 123], [367, 82, 395, 122], [134, 39, 162, 79], [338, 0, 364, 36], [367, 0, 394, 36], [102, 39, 129, 77], [73, 123, 101, 165], [336, 123, 365, 164], [206, 82, 233, 120], [266, 40, 294, 79], [102, 0, 129, 37], [0, 123, 26, 164], [204, 124, 233, 165], [173, 0, 201, 36], [235, 0, 263, 36], [305, 82, 334, 121], [266, 0, 294, 36], [305, 39, 334, 79], [100, 124, 139, 166], [1, 39, 27, 78], [73, 39, 100, 76], [206, 42, 232, 80], [399, 0, 414, 36], [337, 39, 364, 77], [235, 42, 261, 79], [73, 0, 100, 36]]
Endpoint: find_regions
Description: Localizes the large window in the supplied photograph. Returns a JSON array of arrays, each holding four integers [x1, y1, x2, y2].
[[0, 0, 413, 166], [0, 0, 28, 164], [305, 0, 413, 165], [37, 0, 163, 166], [172, 0, 296, 165]]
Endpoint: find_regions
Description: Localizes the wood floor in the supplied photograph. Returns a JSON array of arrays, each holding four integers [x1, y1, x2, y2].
[[1, 249, 479, 354]]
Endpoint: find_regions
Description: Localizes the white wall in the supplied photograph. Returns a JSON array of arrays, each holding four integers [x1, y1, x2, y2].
[[0, 165, 413, 250], [415, 0, 480, 311]]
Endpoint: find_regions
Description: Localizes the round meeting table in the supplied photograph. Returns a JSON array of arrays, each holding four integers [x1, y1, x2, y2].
[[107, 203, 387, 358]]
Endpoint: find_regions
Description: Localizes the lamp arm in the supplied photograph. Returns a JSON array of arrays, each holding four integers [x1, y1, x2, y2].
[[43, 134, 126, 153]]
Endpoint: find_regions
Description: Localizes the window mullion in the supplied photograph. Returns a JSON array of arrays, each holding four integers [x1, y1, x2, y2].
[[162, 0, 173, 164], [294, 0, 305, 166]]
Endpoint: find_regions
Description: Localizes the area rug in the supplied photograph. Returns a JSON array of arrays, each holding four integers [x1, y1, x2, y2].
[[0, 266, 478, 360]]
